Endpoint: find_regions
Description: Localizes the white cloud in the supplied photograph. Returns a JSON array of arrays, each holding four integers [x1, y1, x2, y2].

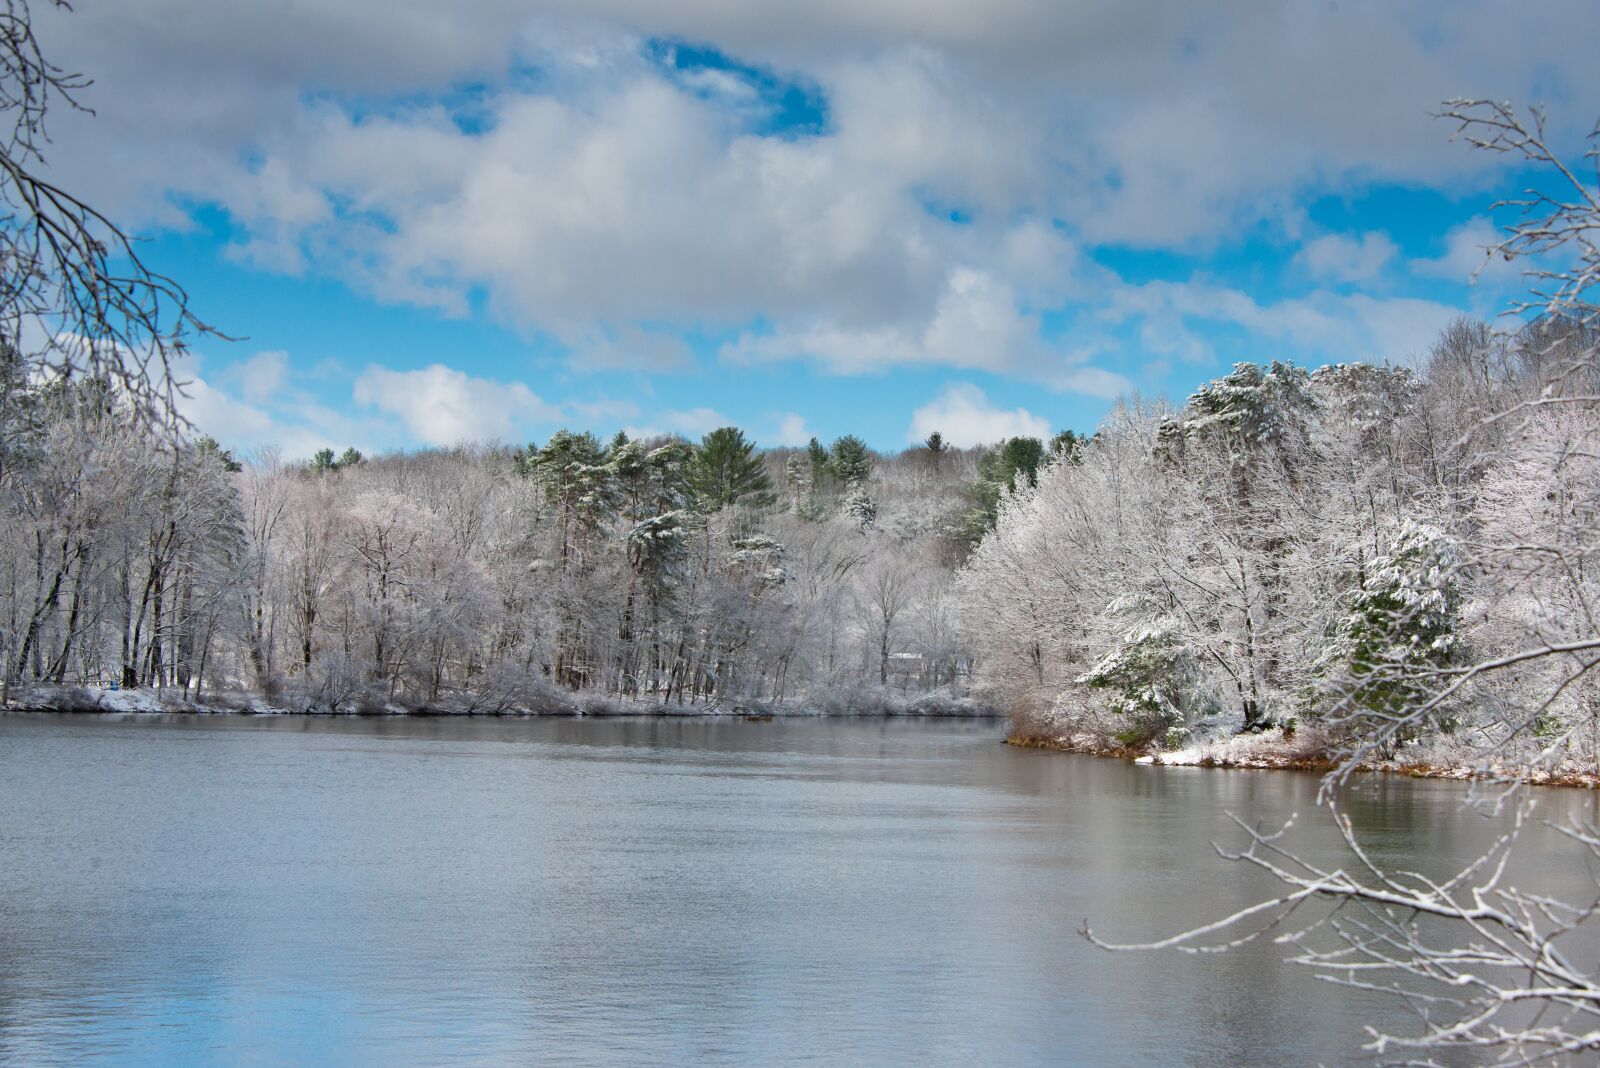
[[1341, 293, 1468, 367], [673, 64, 760, 107], [720, 262, 1126, 396], [567, 397, 642, 424], [27, 2, 1596, 396], [1413, 218, 1520, 286], [622, 406, 730, 442], [773, 412, 811, 446], [569, 326, 695, 372], [173, 354, 351, 460], [352, 363, 560, 446], [660, 407, 728, 434], [219, 349, 292, 404], [907, 382, 1049, 447], [49, 2, 1598, 241], [1052, 365, 1132, 400], [1292, 232, 1398, 284], [1105, 280, 1466, 365], [178, 376, 282, 443]]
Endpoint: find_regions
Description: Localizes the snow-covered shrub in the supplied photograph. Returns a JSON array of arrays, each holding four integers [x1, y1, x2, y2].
[[843, 483, 877, 532], [1077, 617, 1219, 748], [1317, 522, 1462, 751]]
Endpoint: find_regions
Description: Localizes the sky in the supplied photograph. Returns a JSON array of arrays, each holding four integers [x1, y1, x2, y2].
[[33, 1, 1600, 458]]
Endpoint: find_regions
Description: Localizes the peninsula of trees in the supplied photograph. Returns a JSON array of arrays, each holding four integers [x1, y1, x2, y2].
[[960, 315, 1600, 780]]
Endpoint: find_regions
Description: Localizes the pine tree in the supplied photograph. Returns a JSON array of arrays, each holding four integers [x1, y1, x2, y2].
[[961, 436, 1047, 545], [1318, 522, 1462, 752], [807, 437, 829, 477], [529, 430, 616, 568], [195, 436, 243, 472], [690, 427, 775, 512], [843, 482, 877, 531], [1049, 429, 1083, 461], [828, 434, 872, 485], [1179, 360, 1316, 463], [1079, 614, 1216, 748]]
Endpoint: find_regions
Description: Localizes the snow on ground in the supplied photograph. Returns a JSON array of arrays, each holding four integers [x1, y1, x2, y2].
[[87, 688, 168, 713], [1138, 727, 1332, 769], [4, 682, 995, 718]]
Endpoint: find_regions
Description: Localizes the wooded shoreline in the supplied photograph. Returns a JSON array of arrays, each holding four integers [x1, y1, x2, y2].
[[2, 683, 1000, 719]]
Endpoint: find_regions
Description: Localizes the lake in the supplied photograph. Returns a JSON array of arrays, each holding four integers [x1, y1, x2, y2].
[[0, 714, 1593, 1066]]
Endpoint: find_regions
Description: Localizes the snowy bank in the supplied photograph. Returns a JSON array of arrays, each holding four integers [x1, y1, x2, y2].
[[5, 683, 998, 719]]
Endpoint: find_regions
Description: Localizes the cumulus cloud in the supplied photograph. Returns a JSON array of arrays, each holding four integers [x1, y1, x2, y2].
[[1413, 218, 1521, 286], [25, 0, 1595, 416], [659, 407, 728, 435], [352, 364, 561, 446], [1292, 232, 1398, 284], [178, 376, 282, 444], [722, 266, 1043, 374], [1053, 365, 1133, 400], [907, 383, 1050, 447], [773, 412, 811, 446], [1105, 280, 1466, 365], [623, 406, 731, 441], [174, 354, 352, 460], [218, 349, 292, 405]]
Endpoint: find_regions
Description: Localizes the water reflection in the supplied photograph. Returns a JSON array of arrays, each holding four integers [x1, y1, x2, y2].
[[0, 714, 1592, 1066]]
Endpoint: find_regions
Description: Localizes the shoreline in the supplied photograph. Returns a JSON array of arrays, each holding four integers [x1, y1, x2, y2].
[[4, 706, 1004, 720], [1008, 727, 1600, 790], [0, 683, 1002, 720]]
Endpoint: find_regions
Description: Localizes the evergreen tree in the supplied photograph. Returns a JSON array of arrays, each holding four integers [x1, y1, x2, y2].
[[690, 427, 775, 511], [1049, 429, 1083, 461], [337, 447, 363, 469], [843, 482, 877, 532], [529, 430, 616, 568], [1175, 360, 1316, 467], [616, 439, 696, 610], [996, 437, 1046, 490], [511, 442, 538, 479], [829, 434, 872, 485], [960, 436, 1047, 545], [0, 340, 46, 470], [1079, 614, 1216, 748], [195, 436, 243, 473], [1318, 523, 1462, 752], [807, 437, 829, 476], [805, 436, 833, 503]]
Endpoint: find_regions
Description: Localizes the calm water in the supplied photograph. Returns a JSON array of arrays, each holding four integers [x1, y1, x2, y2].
[[0, 714, 1595, 1067]]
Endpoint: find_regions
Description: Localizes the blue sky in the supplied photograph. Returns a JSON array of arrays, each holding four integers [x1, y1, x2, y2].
[[38, 2, 1597, 457]]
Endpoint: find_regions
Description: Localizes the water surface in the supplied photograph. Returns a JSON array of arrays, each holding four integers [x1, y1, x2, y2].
[[0, 714, 1593, 1066]]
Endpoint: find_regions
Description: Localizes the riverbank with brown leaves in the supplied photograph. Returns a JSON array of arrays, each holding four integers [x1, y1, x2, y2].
[[1009, 724, 1600, 789]]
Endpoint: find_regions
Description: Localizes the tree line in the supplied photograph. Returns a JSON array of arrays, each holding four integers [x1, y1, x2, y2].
[[0, 372, 1046, 712]]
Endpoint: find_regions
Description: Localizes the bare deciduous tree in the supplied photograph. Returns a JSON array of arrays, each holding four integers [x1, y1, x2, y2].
[[0, 0, 218, 432]]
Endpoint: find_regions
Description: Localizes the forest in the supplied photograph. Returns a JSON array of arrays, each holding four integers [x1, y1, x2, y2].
[[4, 306, 1595, 760], [960, 313, 1600, 776], [0, 364, 1063, 714]]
